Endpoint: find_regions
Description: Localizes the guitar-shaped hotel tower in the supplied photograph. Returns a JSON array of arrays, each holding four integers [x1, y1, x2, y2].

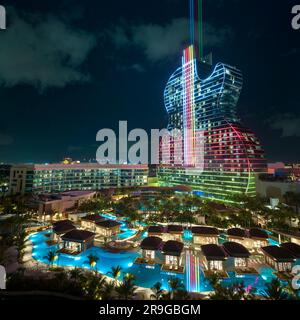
[[158, 0, 266, 200]]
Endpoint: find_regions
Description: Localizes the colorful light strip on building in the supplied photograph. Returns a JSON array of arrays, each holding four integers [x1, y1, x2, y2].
[[182, 45, 197, 167], [185, 250, 202, 292]]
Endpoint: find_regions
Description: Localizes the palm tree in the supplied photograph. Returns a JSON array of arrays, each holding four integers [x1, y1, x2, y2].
[[100, 281, 116, 300], [86, 254, 99, 272], [69, 267, 84, 283], [263, 278, 289, 300], [83, 273, 106, 300], [107, 266, 122, 281], [168, 277, 185, 300], [115, 277, 137, 300], [151, 282, 164, 300], [44, 250, 57, 267]]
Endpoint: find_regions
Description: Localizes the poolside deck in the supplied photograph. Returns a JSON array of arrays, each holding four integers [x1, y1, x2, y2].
[[56, 248, 81, 256], [161, 264, 185, 274], [235, 267, 259, 275], [134, 257, 156, 265], [203, 270, 229, 279]]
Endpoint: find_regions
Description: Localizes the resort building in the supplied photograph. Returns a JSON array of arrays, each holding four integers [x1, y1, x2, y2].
[[261, 245, 296, 272], [37, 190, 96, 215], [81, 214, 105, 231], [227, 228, 253, 248], [165, 225, 184, 241], [222, 241, 251, 271], [140, 236, 163, 264], [192, 226, 219, 246], [60, 230, 95, 254], [161, 240, 184, 272], [249, 228, 269, 250], [9, 163, 149, 195], [275, 229, 300, 246], [52, 220, 76, 241], [280, 242, 300, 263], [201, 244, 227, 274], [95, 219, 121, 238], [147, 226, 164, 238], [157, 45, 266, 200]]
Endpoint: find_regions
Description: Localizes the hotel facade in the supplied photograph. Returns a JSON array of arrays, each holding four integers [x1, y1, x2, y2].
[[158, 45, 266, 200], [9, 163, 148, 195]]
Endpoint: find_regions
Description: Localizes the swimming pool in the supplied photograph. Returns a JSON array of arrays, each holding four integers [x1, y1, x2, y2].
[[100, 213, 138, 240], [29, 230, 274, 294]]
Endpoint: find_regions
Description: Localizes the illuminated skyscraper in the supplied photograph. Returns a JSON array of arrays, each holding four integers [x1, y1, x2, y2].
[[157, 2, 266, 200]]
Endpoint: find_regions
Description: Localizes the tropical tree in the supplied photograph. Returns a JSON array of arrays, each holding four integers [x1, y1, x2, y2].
[[115, 275, 137, 300], [44, 250, 57, 267], [86, 254, 99, 272], [69, 267, 84, 283], [107, 266, 122, 281], [151, 282, 164, 300], [168, 277, 185, 300], [263, 278, 289, 300], [100, 281, 116, 300], [83, 273, 106, 300]]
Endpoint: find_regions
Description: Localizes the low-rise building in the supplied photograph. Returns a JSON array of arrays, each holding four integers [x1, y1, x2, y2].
[[249, 228, 269, 250], [60, 230, 95, 254], [223, 241, 251, 271], [280, 242, 300, 263], [201, 244, 227, 273], [227, 228, 260, 250], [81, 214, 105, 231], [165, 225, 184, 242], [261, 245, 296, 272], [161, 240, 184, 273], [52, 220, 76, 241], [140, 236, 163, 264], [147, 226, 164, 238], [37, 190, 96, 216], [95, 219, 121, 238], [192, 226, 219, 245]]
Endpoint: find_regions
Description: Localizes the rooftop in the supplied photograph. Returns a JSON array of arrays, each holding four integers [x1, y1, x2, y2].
[[223, 241, 250, 258], [53, 220, 74, 227], [227, 228, 247, 238], [191, 226, 219, 236], [61, 229, 95, 242], [81, 214, 105, 222], [261, 245, 296, 262], [95, 219, 122, 229], [162, 240, 184, 256], [201, 244, 227, 260], [280, 242, 300, 258], [148, 226, 164, 234], [167, 225, 184, 233], [53, 223, 76, 234], [140, 236, 163, 250], [249, 228, 268, 239]]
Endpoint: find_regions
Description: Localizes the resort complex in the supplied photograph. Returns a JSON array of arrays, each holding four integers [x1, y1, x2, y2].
[[0, 0, 299, 305]]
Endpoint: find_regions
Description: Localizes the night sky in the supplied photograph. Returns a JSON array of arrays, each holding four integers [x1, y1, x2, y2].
[[0, 0, 299, 164]]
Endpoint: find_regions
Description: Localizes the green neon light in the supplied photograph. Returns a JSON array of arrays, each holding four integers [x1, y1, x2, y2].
[[198, 0, 203, 60]]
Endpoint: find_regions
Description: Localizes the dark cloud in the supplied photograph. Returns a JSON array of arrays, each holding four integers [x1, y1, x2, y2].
[[0, 8, 97, 91], [268, 113, 300, 137], [109, 18, 233, 62]]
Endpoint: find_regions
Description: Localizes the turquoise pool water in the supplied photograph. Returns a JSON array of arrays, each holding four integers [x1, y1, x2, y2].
[[100, 213, 138, 240], [29, 230, 274, 294]]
